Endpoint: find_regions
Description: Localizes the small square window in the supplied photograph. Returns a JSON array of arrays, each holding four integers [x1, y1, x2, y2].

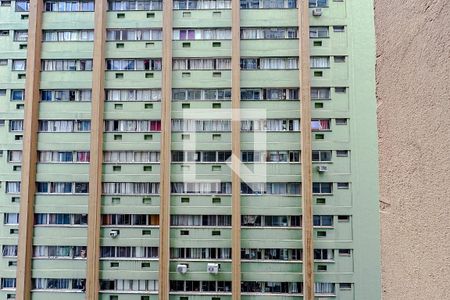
[[212, 42, 221, 47], [182, 11, 191, 17], [145, 103, 153, 109], [145, 73, 154, 78], [114, 103, 123, 110], [11, 197, 20, 203], [181, 134, 190, 140], [116, 13, 125, 18], [110, 296, 118, 300], [180, 230, 189, 236], [212, 72, 222, 77], [181, 197, 190, 203], [113, 166, 121, 171], [212, 197, 221, 203], [334, 56, 346, 63], [182, 103, 190, 109], [143, 166, 152, 171], [115, 73, 124, 79], [212, 103, 221, 109], [316, 198, 326, 204], [182, 72, 191, 77], [314, 102, 323, 108], [336, 150, 348, 157], [317, 231, 326, 237], [0, 59, 8, 65], [212, 230, 221, 236], [13, 165, 21, 171], [112, 197, 120, 204], [18, 74, 26, 79], [20, 14, 28, 20], [339, 249, 351, 256], [314, 71, 323, 77], [212, 165, 221, 171], [212, 134, 221, 140], [114, 134, 122, 140], [0, 1, 11, 6], [182, 42, 191, 48], [19, 44, 27, 49], [146, 12, 155, 18], [315, 134, 324, 140], [141, 262, 151, 268], [335, 118, 347, 125], [143, 197, 152, 204], [317, 265, 327, 271], [142, 230, 152, 235], [338, 215, 350, 222], [0, 120, 4, 127], [141, 296, 150, 300], [110, 262, 119, 268], [145, 42, 154, 48], [0, 89, 6, 95], [212, 11, 221, 17], [116, 43, 124, 48], [335, 87, 347, 93], [333, 26, 345, 32], [8, 261, 17, 266], [313, 41, 322, 47], [144, 134, 153, 140], [340, 283, 352, 290], [337, 182, 349, 189]]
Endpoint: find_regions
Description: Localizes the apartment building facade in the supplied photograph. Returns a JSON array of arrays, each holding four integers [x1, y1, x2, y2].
[[0, 0, 380, 299]]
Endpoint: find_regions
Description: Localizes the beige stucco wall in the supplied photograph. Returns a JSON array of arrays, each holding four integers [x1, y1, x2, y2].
[[375, 1, 450, 299]]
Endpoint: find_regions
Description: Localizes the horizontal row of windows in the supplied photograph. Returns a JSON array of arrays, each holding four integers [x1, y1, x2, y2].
[[2, 245, 348, 260], [5, 213, 342, 227], [11, 0, 333, 12], [5, 149, 349, 164], [10, 57, 336, 71], [9, 26, 344, 43], [7, 118, 338, 132], [6, 87, 343, 102], [5, 181, 340, 195]]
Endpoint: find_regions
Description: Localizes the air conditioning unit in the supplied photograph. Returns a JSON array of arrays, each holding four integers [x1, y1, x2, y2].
[[109, 230, 120, 238], [317, 165, 328, 173], [176, 264, 188, 274], [312, 8, 323, 16], [207, 263, 219, 274]]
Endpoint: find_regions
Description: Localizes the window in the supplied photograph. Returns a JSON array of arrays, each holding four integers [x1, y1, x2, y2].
[[333, 26, 345, 32], [108, 0, 163, 11], [1, 278, 16, 289], [335, 118, 347, 125], [172, 119, 230, 132], [338, 215, 350, 222], [13, 30, 28, 41], [41, 90, 92, 102], [241, 28, 297, 40], [314, 249, 334, 260], [173, 89, 231, 101], [311, 87, 330, 100], [9, 120, 23, 131], [33, 278, 86, 290], [104, 120, 161, 132], [103, 182, 160, 195], [337, 182, 349, 189], [312, 182, 332, 194], [309, 0, 327, 7], [241, 215, 300, 227], [41, 60, 93, 71], [44, 1, 94, 11], [4, 213, 19, 225], [11, 89, 25, 101], [104, 151, 160, 163], [311, 119, 330, 131], [241, 57, 298, 70], [12, 60, 26, 71], [310, 57, 330, 68], [240, 182, 300, 195], [335, 87, 347, 93], [107, 28, 162, 41], [170, 281, 231, 292], [240, 0, 296, 9], [172, 182, 231, 194], [315, 282, 335, 295], [15, 0, 29, 11], [241, 281, 301, 294], [36, 182, 89, 194], [173, 58, 231, 70], [313, 215, 333, 227], [309, 27, 328, 38], [2, 245, 18, 257], [173, 28, 231, 40], [100, 279, 158, 291], [340, 283, 352, 290], [106, 89, 161, 101], [7, 150, 22, 162], [241, 88, 298, 100], [38, 120, 91, 132], [6, 182, 21, 194], [336, 150, 348, 157], [106, 59, 161, 71], [338, 249, 351, 256], [241, 119, 300, 131], [102, 214, 159, 226], [171, 215, 231, 226], [101, 246, 158, 258], [334, 56, 346, 63], [174, 0, 231, 9], [312, 150, 331, 162], [43, 30, 94, 42]]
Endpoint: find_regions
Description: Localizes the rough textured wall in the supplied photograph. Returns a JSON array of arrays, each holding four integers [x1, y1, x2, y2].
[[375, 1, 450, 299]]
